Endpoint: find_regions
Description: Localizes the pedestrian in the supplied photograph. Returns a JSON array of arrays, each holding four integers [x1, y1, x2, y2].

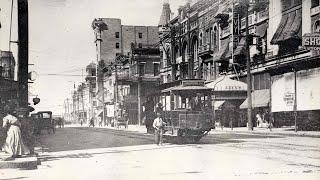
[[155, 103, 163, 117], [145, 99, 154, 134], [153, 112, 165, 146], [2, 104, 30, 159], [98, 116, 103, 127], [256, 112, 262, 127], [80, 118, 83, 126], [89, 117, 95, 127], [268, 112, 274, 131]]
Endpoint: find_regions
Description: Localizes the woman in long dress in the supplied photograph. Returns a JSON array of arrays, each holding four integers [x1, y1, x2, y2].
[[2, 107, 30, 158]]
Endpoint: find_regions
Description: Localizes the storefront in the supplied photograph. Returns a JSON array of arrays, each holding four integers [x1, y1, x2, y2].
[[268, 56, 320, 130], [206, 76, 247, 127]]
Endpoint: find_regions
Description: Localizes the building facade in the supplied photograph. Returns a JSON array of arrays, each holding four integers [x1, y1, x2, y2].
[[156, 0, 320, 130], [90, 18, 160, 125]]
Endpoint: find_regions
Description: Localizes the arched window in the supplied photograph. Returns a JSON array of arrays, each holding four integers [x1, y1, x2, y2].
[[313, 20, 320, 33], [199, 33, 203, 47]]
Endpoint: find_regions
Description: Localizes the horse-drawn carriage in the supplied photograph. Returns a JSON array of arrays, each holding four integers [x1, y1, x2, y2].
[[31, 111, 55, 134]]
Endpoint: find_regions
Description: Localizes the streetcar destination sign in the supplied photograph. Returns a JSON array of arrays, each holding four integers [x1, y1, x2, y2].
[[302, 33, 320, 50]]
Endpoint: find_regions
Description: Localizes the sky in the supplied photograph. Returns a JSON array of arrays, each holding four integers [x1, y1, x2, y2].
[[0, 0, 187, 114]]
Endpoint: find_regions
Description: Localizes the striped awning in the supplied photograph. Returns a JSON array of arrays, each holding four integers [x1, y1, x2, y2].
[[271, 8, 302, 44], [212, 38, 229, 62], [240, 89, 270, 109], [234, 38, 246, 56]]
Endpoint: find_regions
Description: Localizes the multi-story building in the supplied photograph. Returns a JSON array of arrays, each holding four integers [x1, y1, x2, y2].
[[0, 51, 18, 112], [156, 0, 320, 130], [91, 18, 160, 125]]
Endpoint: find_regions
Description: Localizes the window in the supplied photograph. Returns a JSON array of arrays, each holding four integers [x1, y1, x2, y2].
[[115, 32, 119, 38], [116, 43, 120, 48], [154, 63, 160, 76], [139, 63, 145, 76], [139, 32, 142, 38], [312, 0, 320, 8], [138, 43, 142, 48], [314, 20, 320, 33]]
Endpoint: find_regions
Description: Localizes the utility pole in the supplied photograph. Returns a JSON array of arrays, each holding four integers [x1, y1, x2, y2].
[[245, 0, 253, 131], [17, 0, 29, 108], [92, 19, 108, 125], [294, 68, 297, 132], [81, 70, 85, 121]]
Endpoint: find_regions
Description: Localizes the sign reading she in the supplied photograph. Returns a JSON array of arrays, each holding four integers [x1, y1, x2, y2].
[[283, 92, 295, 106], [302, 33, 320, 50]]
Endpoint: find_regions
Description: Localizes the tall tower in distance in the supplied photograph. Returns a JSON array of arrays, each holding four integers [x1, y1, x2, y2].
[[158, 0, 171, 36]]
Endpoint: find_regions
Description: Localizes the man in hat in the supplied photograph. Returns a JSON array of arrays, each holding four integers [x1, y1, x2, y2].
[[153, 112, 165, 145]]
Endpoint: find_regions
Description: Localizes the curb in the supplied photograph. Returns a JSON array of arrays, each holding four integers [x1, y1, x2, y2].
[[211, 130, 320, 138], [0, 155, 38, 170]]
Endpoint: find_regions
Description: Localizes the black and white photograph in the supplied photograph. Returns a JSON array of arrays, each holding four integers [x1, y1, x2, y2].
[[0, 0, 320, 179]]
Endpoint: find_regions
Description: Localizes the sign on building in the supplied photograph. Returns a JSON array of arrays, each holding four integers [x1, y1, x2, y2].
[[302, 33, 320, 51], [271, 67, 320, 112]]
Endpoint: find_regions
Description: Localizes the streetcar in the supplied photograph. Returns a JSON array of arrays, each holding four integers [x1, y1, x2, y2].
[[160, 80, 215, 143]]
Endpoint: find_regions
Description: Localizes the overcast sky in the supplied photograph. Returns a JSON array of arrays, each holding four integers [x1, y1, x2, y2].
[[0, 0, 187, 114]]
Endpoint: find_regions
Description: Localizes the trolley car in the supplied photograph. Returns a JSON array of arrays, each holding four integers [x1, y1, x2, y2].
[[161, 80, 215, 143]]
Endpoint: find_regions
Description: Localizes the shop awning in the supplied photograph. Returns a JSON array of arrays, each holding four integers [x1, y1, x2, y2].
[[256, 22, 268, 37], [95, 109, 103, 117], [271, 8, 302, 44], [240, 89, 270, 109], [214, 101, 225, 110], [206, 76, 247, 91], [212, 38, 229, 62], [234, 38, 246, 56], [161, 85, 211, 93]]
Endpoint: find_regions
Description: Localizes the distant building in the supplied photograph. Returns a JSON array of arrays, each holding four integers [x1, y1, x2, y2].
[[0, 50, 18, 112], [0, 50, 15, 80], [92, 18, 159, 65]]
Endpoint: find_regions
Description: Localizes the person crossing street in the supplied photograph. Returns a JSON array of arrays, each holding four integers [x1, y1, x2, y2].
[[153, 112, 165, 146]]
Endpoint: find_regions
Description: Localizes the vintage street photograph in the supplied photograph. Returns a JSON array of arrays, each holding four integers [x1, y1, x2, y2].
[[0, 0, 320, 179]]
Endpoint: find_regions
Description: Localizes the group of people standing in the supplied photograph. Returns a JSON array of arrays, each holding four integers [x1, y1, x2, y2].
[[256, 110, 273, 130]]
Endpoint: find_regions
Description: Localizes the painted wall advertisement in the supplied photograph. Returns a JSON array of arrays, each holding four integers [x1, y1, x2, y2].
[[271, 67, 320, 112]]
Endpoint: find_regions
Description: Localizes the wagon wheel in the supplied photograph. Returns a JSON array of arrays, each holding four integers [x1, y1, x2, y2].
[[176, 130, 186, 144], [192, 136, 201, 143]]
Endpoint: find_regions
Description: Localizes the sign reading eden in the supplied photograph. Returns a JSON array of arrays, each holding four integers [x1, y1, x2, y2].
[[224, 86, 242, 90], [283, 92, 295, 106]]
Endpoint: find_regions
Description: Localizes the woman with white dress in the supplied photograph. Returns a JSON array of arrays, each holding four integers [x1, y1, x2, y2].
[[2, 106, 30, 158]]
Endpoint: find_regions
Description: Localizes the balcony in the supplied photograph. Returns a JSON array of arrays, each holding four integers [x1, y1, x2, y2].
[[199, 44, 213, 58], [85, 75, 96, 82], [128, 63, 159, 82]]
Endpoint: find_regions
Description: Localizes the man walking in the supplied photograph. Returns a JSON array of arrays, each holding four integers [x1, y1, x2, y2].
[[153, 112, 164, 145]]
